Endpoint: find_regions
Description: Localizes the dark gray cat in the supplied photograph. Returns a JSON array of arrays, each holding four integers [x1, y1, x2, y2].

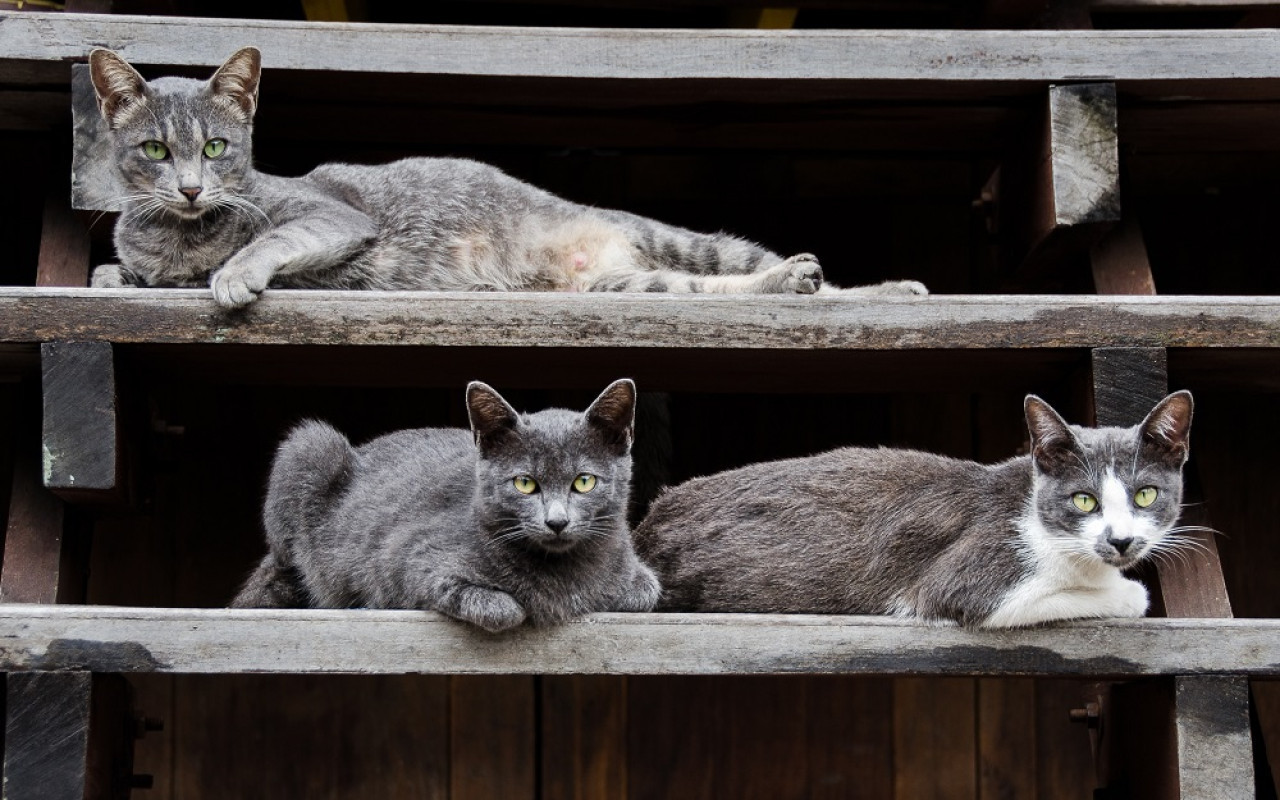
[[634, 391, 1196, 628], [231, 379, 661, 632], [86, 46, 927, 308]]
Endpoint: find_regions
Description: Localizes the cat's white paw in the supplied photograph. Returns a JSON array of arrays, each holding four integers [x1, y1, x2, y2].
[[91, 264, 137, 288], [878, 279, 929, 296], [453, 586, 528, 632], [611, 565, 662, 612], [210, 265, 269, 308]]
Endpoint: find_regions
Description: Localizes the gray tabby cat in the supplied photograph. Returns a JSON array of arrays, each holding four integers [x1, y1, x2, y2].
[[87, 46, 927, 308], [231, 379, 661, 632], [634, 391, 1196, 628]]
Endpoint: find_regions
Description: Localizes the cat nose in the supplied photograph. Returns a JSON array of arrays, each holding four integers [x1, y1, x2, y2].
[[545, 518, 568, 534], [179, 186, 203, 202], [1107, 534, 1135, 555]]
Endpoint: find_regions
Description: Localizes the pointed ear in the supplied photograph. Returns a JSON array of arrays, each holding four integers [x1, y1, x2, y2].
[[1025, 395, 1079, 474], [1140, 390, 1193, 466], [466, 381, 520, 455], [88, 48, 149, 130], [208, 46, 261, 122], [585, 379, 636, 455]]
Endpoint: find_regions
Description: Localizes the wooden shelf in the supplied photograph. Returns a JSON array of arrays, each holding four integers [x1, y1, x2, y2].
[[2, 605, 1278, 677], [3, 289, 1279, 350]]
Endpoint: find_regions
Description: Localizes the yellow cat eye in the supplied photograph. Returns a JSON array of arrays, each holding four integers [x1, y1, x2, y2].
[[572, 474, 598, 493], [1134, 486, 1159, 508], [1071, 492, 1099, 513], [513, 476, 538, 495], [203, 138, 227, 159], [142, 141, 169, 160]]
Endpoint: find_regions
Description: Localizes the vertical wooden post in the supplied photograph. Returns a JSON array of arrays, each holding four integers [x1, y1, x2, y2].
[[3, 672, 94, 800], [451, 676, 536, 800], [41, 342, 122, 501]]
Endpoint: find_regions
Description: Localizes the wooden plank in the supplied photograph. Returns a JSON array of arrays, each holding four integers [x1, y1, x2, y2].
[[1, 430, 77, 605], [451, 676, 535, 800], [3, 671, 92, 800], [2, 606, 1280, 677], [977, 679, 1035, 800], [6, 290, 1280, 351], [40, 342, 119, 498], [542, 676, 627, 800], [894, 678, 975, 800], [35, 145, 89, 289], [1035, 680, 1100, 800], [1173, 676, 1255, 799], [12, 14, 1280, 86], [1091, 216, 1158, 295], [1089, 347, 1167, 427]]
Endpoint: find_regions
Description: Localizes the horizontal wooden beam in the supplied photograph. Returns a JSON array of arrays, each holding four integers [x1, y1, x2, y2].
[[2, 289, 1280, 352], [7, 12, 1280, 89], [1, 606, 1279, 677]]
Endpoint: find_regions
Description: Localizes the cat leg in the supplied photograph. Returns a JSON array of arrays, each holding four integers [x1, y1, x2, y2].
[[606, 561, 662, 612], [431, 578, 528, 633], [585, 254, 824, 294], [817, 279, 930, 297], [210, 210, 377, 308], [90, 263, 147, 288], [229, 554, 310, 608], [981, 575, 1149, 628]]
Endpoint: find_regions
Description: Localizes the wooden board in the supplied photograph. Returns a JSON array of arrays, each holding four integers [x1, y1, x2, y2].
[[40, 341, 118, 496], [1174, 676, 1255, 799], [2, 606, 1280, 677], [4, 290, 1280, 351], [451, 676, 535, 800], [9, 13, 1280, 88], [3, 671, 93, 800]]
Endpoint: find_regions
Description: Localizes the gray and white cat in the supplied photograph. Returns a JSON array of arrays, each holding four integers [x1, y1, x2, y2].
[[231, 379, 661, 632], [86, 46, 927, 308], [634, 391, 1196, 628]]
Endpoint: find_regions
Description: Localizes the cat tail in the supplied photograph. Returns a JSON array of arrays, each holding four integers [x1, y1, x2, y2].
[[238, 420, 356, 607]]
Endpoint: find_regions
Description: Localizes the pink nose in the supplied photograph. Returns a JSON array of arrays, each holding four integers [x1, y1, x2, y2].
[[179, 187, 202, 202]]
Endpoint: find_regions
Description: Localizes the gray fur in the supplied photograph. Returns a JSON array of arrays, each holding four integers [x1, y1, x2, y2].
[[88, 47, 928, 308], [634, 391, 1195, 628], [231, 379, 661, 632]]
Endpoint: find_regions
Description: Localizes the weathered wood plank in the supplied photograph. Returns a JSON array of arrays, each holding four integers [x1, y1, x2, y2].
[[1, 438, 75, 605], [10, 13, 1280, 86], [3, 671, 92, 800], [451, 676, 535, 800], [40, 342, 119, 497], [2, 606, 1280, 677], [893, 678, 976, 800], [1174, 676, 1255, 799], [3, 290, 1280, 351], [542, 676, 628, 800], [1092, 216, 1157, 295]]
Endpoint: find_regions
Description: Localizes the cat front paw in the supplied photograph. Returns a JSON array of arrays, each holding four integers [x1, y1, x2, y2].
[[610, 564, 662, 612], [756, 253, 823, 294], [449, 585, 528, 633], [875, 279, 929, 296], [210, 265, 270, 308], [91, 264, 140, 288]]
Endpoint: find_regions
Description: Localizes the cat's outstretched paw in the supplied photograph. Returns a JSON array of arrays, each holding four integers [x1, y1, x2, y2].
[[816, 279, 930, 297], [91, 264, 140, 288], [876, 279, 929, 296], [759, 253, 823, 294], [210, 265, 269, 308]]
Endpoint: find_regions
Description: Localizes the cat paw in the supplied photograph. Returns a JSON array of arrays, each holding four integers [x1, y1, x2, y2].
[[610, 565, 662, 612], [210, 266, 269, 308], [876, 279, 929, 296], [770, 253, 823, 294], [91, 264, 138, 288], [817, 279, 930, 297], [452, 586, 528, 633]]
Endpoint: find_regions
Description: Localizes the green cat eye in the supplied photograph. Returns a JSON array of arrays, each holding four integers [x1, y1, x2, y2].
[[203, 138, 227, 159], [142, 140, 169, 160], [572, 474, 598, 493], [1071, 492, 1099, 513], [1134, 486, 1158, 508], [513, 476, 538, 495]]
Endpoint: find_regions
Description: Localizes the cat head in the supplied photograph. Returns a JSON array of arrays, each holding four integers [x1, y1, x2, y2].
[[466, 379, 636, 554], [88, 47, 260, 221], [1025, 391, 1193, 570]]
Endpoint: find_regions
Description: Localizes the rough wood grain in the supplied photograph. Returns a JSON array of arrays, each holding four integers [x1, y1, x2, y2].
[[40, 341, 118, 496], [1, 607, 1279, 677], [1174, 676, 1255, 799], [1, 439, 70, 605], [4, 290, 1280, 351], [9, 13, 1280, 87], [3, 671, 92, 800]]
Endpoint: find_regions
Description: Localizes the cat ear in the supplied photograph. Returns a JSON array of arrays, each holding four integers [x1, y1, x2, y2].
[[208, 46, 261, 122], [466, 381, 520, 455], [88, 48, 149, 130], [584, 379, 636, 455], [1139, 390, 1194, 466], [1024, 395, 1079, 474]]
